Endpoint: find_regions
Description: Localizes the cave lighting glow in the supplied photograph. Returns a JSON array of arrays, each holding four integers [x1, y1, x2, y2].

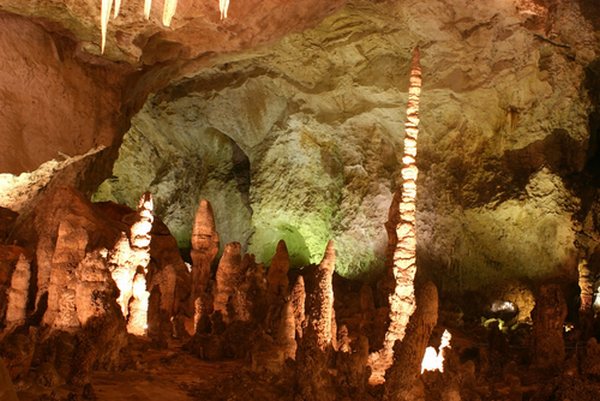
[[421, 330, 452, 373]]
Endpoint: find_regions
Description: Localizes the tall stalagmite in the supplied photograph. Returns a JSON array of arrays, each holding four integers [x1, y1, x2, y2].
[[109, 193, 154, 335], [383, 281, 439, 401], [370, 47, 422, 383], [267, 240, 290, 304], [306, 240, 336, 351], [190, 199, 220, 330], [532, 284, 567, 370], [213, 242, 242, 323], [296, 240, 337, 401], [126, 192, 154, 335]]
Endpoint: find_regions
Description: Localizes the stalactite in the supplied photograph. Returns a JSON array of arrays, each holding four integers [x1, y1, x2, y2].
[[219, 0, 230, 20], [113, 0, 122, 18], [369, 47, 422, 383], [100, 0, 113, 54], [162, 0, 178, 27], [144, 0, 153, 20]]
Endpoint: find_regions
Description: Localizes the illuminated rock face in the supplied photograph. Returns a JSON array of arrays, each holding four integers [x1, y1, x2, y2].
[[95, 0, 598, 291]]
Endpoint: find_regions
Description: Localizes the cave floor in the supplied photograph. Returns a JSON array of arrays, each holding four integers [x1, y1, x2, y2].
[[92, 345, 243, 401]]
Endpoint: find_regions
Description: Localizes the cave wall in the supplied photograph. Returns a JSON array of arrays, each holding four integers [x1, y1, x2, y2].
[[0, 12, 129, 210], [95, 0, 600, 287]]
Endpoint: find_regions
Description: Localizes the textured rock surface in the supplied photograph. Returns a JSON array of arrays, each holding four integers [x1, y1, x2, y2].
[[0, 0, 348, 216], [96, 0, 600, 287]]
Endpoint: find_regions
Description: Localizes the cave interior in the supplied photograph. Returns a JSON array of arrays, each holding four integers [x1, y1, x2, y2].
[[1, 0, 600, 400]]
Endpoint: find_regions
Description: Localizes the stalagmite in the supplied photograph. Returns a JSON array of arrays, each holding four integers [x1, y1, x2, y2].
[[531, 283, 567, 370], [296, 241, 337, 401], [421, 329, 451, 373], [578, 259, 593, 314], [213, 242, 242, 323], [108, 233, 135, 317], [383, 281, 438, 401], [126, 192, 153, 335], [291, 275, 306, 339], [127, 272, 150, 336], [306, 240, 336, 351], [162, 0, 178, 26], [144, 0, 152, 19], [108, 193, 153, 335], [101, 0, 113, 54], [5, 254, 30, 328], [44, 220, 89, 329], [191, 199, 219, 330], [267, 240, 290, 304], [219, 0, 230, 20], [370, 47, 422, 383]]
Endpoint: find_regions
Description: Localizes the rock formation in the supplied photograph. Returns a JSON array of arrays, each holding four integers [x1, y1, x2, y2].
[[531, 283, 567, 370], [296, 240, 337, 401], [3, 251, 30, 329], [266, 240, 290, 305], [370, 47, 423, 384], [213, 242, 243, 323], [108, 192, 154, 335], [190, 199, 220, 331], [383, 281, 439, 401]]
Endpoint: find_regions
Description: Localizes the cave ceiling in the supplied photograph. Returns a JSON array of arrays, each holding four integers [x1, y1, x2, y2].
[[0, 0, 600, 287]]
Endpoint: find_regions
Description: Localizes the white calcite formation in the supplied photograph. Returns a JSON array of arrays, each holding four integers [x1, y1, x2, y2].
[[108, 192, 154, 335]]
